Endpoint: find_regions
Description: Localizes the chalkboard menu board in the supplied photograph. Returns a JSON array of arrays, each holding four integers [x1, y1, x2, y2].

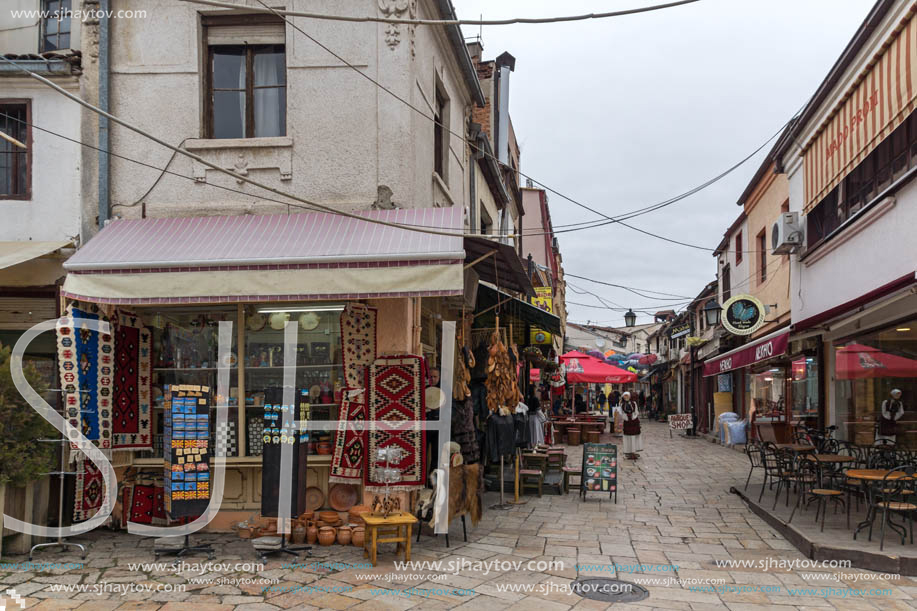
[[163, 384, 211, 518], [581, 442, 617, 503]]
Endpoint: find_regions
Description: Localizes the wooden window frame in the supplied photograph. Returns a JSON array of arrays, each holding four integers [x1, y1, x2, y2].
[[757, 229, 767, 285], [734, 230, 742, 264], [39, 0, 72, 52], [0, 99, 32, 201], [433, 87, 446, 181], [202, 14, 287, 140], [721, 264, 731, 303]]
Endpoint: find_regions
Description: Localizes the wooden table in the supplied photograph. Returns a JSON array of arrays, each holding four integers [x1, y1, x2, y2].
[[361, 512, 418, 566], [846, 469, 914, 537], [776, 444, 816, 453], [802, 454, 856, 464]]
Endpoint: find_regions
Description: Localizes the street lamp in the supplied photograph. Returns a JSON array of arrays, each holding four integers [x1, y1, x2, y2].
[[624, 309, 637, 327], [703, 300, 722, 327]]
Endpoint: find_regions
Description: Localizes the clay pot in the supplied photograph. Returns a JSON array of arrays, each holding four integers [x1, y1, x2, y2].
[[318, 526, 336, 546], [299, 510, 314, 523], [292, 524, 306, 545], [319, 511, 340, 523], [337, 525, 352, 545], [351, 526, 365, 547], [306, 522, 318, 544]]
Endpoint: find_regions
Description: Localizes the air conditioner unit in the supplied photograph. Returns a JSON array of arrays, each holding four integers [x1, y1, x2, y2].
[[772, 212, 803, 255]]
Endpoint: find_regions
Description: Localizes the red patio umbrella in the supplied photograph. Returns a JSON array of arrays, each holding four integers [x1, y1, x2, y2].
[[560, 351, 638, 384], [835, 343, 917, 379]]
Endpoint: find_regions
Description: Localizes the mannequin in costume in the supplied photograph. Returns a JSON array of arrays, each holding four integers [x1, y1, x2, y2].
[[876, 388, 905, 445], [616, 391, 643, 459]]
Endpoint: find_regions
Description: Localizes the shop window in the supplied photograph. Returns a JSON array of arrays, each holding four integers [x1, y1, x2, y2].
[[204, 16, 286, 139], [806, 111, 917, 250], [0, 102, 30, 199], [790, 355, 818, 424], [40, 0, 71, 52], [834, 317, 917, 447], [734, 231, 742, 264], [757, 230, 767, 284], [750, 366, 786, 423]]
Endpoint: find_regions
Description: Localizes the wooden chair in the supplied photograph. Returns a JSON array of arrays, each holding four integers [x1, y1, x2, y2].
[[544, 452, 566, 495], [562, 466, 582, 494], [520, 454, 546, 497]]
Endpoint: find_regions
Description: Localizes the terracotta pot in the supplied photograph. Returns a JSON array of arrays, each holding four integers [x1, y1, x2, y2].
[[337, 525, 352, 545], [316, 442, 333, 455], [351, 526, 365, 547], [292, 524, 306, 545], [318, 526, 336, 546], [299, 510, 314, 522], [306, 522, 318, 544]]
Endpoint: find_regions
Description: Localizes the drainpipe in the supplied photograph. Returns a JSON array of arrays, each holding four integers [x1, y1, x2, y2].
[[98, 0, 111, 228]]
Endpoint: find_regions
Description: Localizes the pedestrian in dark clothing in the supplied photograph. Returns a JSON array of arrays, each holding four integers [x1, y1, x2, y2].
[[597, 391, 607, 412], [610, 390, 621, 409]]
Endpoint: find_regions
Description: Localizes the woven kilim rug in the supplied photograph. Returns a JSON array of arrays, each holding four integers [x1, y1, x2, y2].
[[365, 356, 426, 491], [112, 311, 152, 449], [330, 388, 366, 484], [57, 305, 113, 450], [340, 304, 377, 389], [128, 483, 166, 525], [73, 457, 103, 522]]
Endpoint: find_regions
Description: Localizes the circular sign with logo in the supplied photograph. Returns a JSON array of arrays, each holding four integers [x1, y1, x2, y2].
[[721, 294, 766, 336]]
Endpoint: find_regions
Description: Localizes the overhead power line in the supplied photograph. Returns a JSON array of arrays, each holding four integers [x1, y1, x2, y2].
[[180, 0, 701, 26], [564, 273, 694, 300]]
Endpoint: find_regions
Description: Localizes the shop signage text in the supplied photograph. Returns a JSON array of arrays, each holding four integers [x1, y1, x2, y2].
[[669, 323, 691, 339], [721, 294, 766, 336], [703, 331, 790, 377]]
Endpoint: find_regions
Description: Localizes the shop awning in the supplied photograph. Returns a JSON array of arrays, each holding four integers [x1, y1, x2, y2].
[[702, 329, 790, 377], [0, 241, 71, 270], [475, 283, 561, 335], [560, 351, 637, 384], [463, 236, 534, 297], [62, 208, 465, 304]]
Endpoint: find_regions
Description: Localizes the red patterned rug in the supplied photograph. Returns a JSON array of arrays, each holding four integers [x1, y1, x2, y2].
[[340, 304, 377, 389], [365, 356, 426, 491], [113, 311, 152, 449], [330, 388, 366, 484], [129, 483, 166, 525], [74, 458, 103, 522]]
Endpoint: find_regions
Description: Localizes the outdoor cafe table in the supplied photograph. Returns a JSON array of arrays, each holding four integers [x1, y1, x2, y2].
[[776, 444, 816, 453], [846, 469, 915, 537]]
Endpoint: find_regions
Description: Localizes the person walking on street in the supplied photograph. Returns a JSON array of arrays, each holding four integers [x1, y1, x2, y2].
[[616, 391, 643, 459], [597, 390, 607, 413]]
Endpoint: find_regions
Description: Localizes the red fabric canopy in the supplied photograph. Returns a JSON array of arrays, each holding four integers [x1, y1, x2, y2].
[[835, 343, 917, 379], [561, 351, 637, 383]]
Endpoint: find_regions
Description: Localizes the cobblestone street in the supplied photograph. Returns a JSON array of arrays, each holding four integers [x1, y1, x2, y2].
[[3, 422, 916, 610]]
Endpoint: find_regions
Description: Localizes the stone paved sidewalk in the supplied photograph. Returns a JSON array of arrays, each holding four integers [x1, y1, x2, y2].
[[3, 421, 917, 610]]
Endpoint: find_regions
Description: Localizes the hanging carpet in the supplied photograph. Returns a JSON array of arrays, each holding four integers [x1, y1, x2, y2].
[[112, 311, 152, 449], [57, 304, 114, 450], [365, 355, 426, 491], [330, 388, 367, 484], [340, 304, 377, 389], [73, 457, 104, 522]]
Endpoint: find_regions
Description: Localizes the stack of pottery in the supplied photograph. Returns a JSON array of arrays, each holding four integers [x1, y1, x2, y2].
[[348, 505, 371, 526]]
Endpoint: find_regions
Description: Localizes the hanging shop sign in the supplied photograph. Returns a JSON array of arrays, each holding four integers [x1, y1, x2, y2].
[[530, 328, 552, 345], [531, 287, 554, 314], [669, 323, 691, 339], [702, 329, 790, 377], [721, 294, 766, 336]]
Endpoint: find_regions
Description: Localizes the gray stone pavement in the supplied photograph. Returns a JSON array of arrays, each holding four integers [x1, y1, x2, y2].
[[3, 421, 917, 610]]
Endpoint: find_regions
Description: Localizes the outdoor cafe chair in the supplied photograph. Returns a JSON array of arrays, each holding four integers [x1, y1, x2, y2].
[[867, 465, 917, 551], [772, 448, 810, 510], [744, 440, 765, 491], [868, 447, 898, 470], [520, 453, 546, 498], [788, 458, 843, 530], [759, 442, 782, 503]]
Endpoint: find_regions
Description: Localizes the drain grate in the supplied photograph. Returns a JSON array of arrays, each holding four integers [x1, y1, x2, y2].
[[571, 578, 650, 603]]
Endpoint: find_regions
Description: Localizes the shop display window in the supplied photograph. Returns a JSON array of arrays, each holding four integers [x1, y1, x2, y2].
[[791, 356, 819, 425], [835, 318, 917, 447], [750, 366, 786, 422]]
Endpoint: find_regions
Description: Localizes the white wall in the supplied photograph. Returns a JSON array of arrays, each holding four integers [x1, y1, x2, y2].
[[0, 81, 82, 242], [107, 0, 473, 222]]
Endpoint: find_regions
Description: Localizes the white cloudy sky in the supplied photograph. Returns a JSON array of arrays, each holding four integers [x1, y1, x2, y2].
[[456, 0, 873, 326]]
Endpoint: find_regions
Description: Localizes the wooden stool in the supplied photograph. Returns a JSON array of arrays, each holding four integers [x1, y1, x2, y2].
[[361, 512, 418, 566], [584, 430, 600, 443], [562, 467, 582, 494], [567, 427, 581, 445]]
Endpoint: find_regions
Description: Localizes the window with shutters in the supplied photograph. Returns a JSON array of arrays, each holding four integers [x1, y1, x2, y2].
[[203, 16, 286, 139], [0, 101, 31, 200]]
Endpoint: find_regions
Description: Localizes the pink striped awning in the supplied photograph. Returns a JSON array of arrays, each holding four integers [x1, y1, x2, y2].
[[62, 208, 465, 305]]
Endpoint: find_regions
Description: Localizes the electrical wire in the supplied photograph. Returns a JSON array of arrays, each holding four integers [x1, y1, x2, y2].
[[180, 0, 702, 26], [564, 273, 694, 299]]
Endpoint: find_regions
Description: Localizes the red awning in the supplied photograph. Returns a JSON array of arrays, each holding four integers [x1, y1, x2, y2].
[[835, 343, 917, 379], [561, 351, 637, 384], [702, 329, 790, 377], [61, 208, 464, 304]]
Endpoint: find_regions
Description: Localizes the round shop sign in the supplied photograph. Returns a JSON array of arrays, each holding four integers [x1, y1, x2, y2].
[[722, 294, 766, 336]]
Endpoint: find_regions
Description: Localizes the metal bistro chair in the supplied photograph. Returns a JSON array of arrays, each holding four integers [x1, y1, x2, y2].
[[837, 440, 867, 525], [789, 458, 844, 530], [772, 447, 806, 510], [869, 465, 917, 551], [744, 440, 766, 491], [759, 442, 782, 503]]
